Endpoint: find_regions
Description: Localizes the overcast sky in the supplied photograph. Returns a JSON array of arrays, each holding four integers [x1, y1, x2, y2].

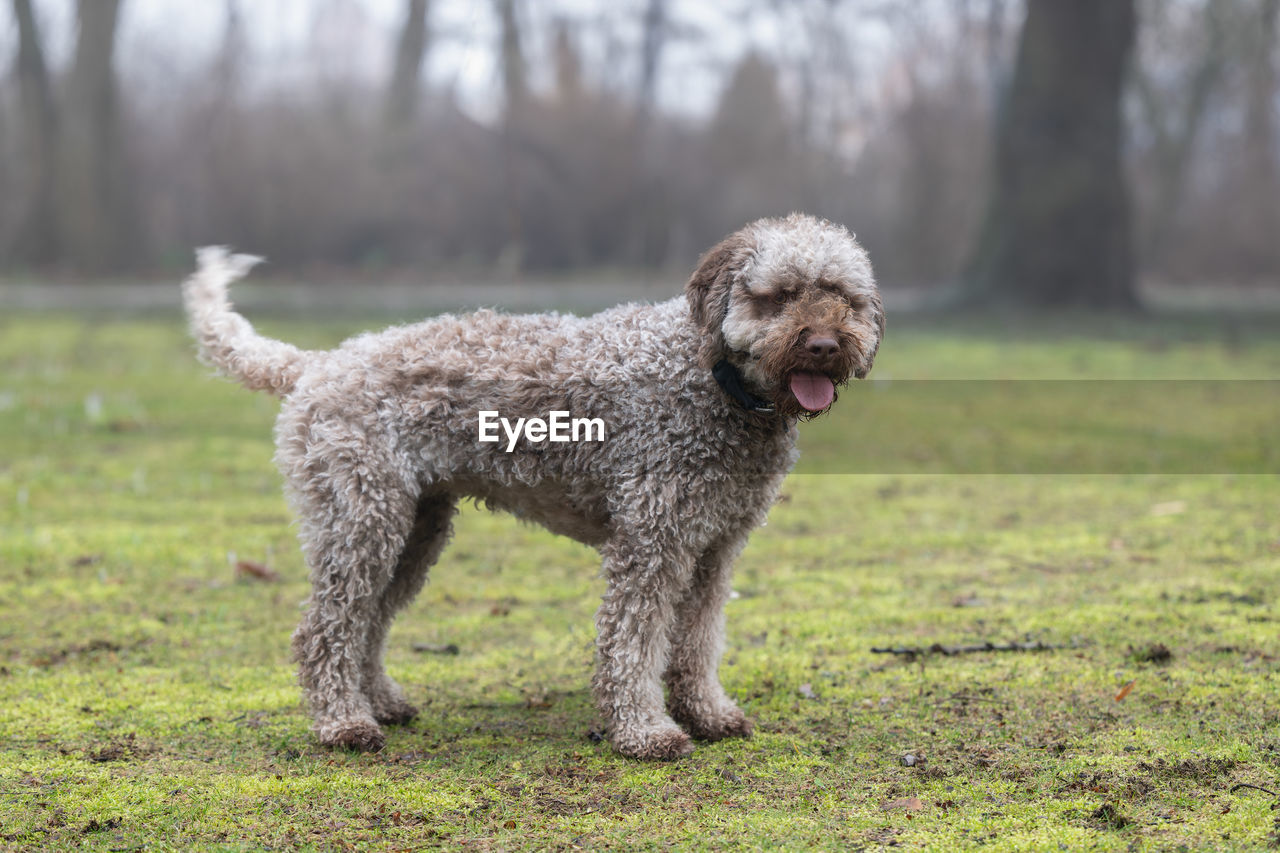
[[0, 0, 810, 121]]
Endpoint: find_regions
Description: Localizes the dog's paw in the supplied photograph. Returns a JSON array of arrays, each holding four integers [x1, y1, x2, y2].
[[612, 724, 694, 761], [668, 693, 755, 742], [318, 719, 386, 753], [678, 708, 754, 742], [373, 701, 419, 726], [366, 676, 419, 725]]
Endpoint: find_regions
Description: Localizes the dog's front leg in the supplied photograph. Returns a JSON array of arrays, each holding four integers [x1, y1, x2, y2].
[[593, 533, 695, 760], [664, 528, 755, 742]]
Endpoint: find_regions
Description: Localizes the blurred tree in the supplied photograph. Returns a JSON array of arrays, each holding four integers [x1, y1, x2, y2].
[[57, 0, 136, 272], [638, 0, 667, 121], [710, 54, 789, 170], [1132, 0, 1228, 263], [10, 0, 58, 266], [1147, 0, 1280, 282], [496, 0, 528, 117], [213, 0, 245, 94], [385, 0, 430, 132], [965, 0, 1139, 308], [553, 17, 583, 102], [495, 0, 527, 271], [707, 53, 794, 228], [982, 0, 1010, 87], [1238, 0, 1280, 273], [629, 0, 670, 266]]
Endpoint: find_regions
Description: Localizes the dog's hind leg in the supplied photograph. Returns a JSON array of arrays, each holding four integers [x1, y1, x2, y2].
[[359, 493, 457, 726], [289, 463, 419, 753], [664, 526, 755, 742]]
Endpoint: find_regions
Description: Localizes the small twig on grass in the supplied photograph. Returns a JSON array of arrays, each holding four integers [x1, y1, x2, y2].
[[235, 559, 280, 583], [411, 642, 460, 655], [1229, 783, 1278, 797], [871, 640, 1071, 659], [935, 692, 1003, 705]]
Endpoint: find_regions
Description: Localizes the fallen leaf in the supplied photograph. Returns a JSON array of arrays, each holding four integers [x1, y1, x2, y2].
[[1150, 501, 1187, 517], [236, 560, 280, 582], [883, 797, 924, 812], [1114, 679, 1136, 702], [798, 683, 817, 700]]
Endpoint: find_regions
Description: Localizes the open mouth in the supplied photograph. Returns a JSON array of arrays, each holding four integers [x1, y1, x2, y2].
[[788, 371, 836, 412]]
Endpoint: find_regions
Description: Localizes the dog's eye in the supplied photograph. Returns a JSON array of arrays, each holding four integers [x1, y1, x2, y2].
[[771, 292, 789, 305]]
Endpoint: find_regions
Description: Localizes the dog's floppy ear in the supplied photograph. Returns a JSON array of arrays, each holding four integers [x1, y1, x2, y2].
[[853, 286, 885, 379], [685, 231, 754, 366]]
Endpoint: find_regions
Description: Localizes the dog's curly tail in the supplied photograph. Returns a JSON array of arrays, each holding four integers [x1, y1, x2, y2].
[[183, 246, 309, 398]]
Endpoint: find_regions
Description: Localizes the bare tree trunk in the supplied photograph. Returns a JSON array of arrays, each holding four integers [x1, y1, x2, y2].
[[1133, 0, 1227, 262], [384, 0, 430, 131], [1241, 0, 1280, 272], [58, 0, 136, 273], [496, 0, 527, 117], [630, 0, 668, 266], [638, 0, 666, 122], [983, 0, 1008, 89], [11, 0, 59, 265], [964, 0, 1139, 309], [213, 0, 245, 96], [495, 0, 526, 272]]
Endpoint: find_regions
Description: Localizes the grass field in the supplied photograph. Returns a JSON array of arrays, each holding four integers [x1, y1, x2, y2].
[[2, 305, 1279, 850]]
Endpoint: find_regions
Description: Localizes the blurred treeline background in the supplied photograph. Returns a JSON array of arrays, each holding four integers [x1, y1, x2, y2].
[[2, 0, 1279, 307]]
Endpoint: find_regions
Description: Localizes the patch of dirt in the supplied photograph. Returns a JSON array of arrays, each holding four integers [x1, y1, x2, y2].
[[363, 808, 431, 830], [81, 732, 151, 763], [862, 827, 904, 847], [1136, 756, 1238, 781], [31, 638, 147, 668], [1057, 771, 1117, 796], [537, 762, 619, 786], [1130, 643, 1173, 664], [1089, 803, 1132, 830], [81, 817, 122, 834], [1175, 589, 1265, 606]]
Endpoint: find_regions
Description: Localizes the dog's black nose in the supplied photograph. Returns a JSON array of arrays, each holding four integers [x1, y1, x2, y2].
[[805, 336, 839, 358]]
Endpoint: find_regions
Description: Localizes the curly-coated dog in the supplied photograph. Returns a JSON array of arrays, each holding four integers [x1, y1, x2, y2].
[[183, 213, 882, 760]]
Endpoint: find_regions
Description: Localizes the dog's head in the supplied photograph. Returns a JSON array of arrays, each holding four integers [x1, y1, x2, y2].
[[686, 213, 883, 418]]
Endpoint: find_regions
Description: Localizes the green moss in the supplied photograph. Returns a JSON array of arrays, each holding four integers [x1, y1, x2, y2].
[[1, 309, 1279, 849]]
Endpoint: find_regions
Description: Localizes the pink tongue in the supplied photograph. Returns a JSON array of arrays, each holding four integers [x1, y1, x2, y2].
[[789, 372, 835, 412]]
